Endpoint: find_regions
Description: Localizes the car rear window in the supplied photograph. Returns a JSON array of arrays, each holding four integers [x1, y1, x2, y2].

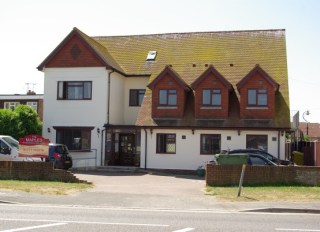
[[54, 145, 69, 154]]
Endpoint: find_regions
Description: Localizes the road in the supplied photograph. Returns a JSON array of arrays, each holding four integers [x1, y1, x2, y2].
[[1, 203, 319, 232]]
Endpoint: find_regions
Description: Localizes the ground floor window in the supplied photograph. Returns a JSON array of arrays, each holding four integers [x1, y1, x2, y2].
[[246, 134, 268, 151], [54, 127, 93, 151], [200, 134, 221, 154], [156, 133, 176, 154]]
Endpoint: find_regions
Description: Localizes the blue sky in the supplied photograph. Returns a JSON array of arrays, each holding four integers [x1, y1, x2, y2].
[[0, 0, 319, 122]]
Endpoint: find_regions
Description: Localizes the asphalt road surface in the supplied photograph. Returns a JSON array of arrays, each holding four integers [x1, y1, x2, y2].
[[1, 203, 320, 232]]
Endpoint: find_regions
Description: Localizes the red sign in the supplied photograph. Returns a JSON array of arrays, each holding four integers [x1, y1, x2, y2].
[[19, 134, 50, 158]]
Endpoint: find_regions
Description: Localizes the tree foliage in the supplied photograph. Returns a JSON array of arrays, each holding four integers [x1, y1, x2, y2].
[[0, 105, 42, 140]]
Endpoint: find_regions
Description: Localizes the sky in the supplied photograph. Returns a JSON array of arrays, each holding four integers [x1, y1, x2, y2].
[[0, 0, 319, 123]]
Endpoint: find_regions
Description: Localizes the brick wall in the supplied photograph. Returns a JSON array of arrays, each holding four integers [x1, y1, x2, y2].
[[0, 161, 84, 183], [206, 164, 320, 186], [193, 72, 229, 119], [239, 72, 276, 119], [151, 74, 186, 118]]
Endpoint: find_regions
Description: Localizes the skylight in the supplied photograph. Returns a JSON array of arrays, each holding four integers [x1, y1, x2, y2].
[[146, 51, 157, 61]]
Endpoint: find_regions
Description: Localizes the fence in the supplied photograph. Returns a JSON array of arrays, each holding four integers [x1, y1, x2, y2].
[[286, 141, 320, 166]]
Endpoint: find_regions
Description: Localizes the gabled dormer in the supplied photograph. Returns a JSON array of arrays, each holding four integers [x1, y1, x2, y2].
[[147, 66, 190, 118], [236, 65, 280, 119], [191, 66, 232, 119]]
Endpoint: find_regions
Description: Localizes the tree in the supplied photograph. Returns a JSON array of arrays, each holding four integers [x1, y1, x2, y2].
[[0, 105, 42, 140]]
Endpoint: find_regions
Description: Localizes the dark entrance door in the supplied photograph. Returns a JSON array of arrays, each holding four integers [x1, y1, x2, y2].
[[119, 134, 135, 166]]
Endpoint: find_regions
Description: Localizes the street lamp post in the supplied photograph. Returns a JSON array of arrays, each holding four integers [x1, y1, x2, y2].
[[302, 110, 310, 136]]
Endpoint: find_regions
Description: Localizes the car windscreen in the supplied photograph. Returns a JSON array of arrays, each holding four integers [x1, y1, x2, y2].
[[2, 136, 19, 150]]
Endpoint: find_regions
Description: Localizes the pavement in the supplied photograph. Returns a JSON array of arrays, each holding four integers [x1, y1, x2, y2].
[[1, 170, 320, 214]]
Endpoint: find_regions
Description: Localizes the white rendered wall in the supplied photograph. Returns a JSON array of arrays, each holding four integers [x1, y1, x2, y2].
[[42, 67, 109, 168], [123, 77, 149, 125], [109, 72, 125, 125], [140, 129, 286, 170]]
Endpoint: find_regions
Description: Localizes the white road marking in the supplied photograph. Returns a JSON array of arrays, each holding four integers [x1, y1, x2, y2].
[[173, 228, 195, 232], [0, 222, 66, 232], [0, 218, 168, 228], [276, 229, 320, 231]]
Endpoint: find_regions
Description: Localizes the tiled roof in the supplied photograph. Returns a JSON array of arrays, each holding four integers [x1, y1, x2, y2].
[[41, 28, 290, 129], [93, 29, 290, 128]]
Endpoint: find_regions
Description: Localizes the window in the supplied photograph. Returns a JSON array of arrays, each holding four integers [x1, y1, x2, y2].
[[200, 134, 221, 154], [159, 89, 177, 106], [248, 156, 269, 166], [55, 127, 93, 151], [202, 89, 221, 106], [57, 81, 92, 100], [4, 102, 19, 110], [248, 89, 267, 106], [246, 135, 268, 151], [27, 102, 38, 112], [129, 89, 145, 106], [156, 133, 176, 153]]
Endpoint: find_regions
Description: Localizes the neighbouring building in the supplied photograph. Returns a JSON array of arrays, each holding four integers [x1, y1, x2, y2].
[[299, 122, 320, 142], [37, 27, 290, 170], [0, 91, 44, 121]]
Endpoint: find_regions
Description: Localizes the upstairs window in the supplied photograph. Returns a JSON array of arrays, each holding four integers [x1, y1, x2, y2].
[[202, 89, 221, 106], [4, 102, 19, 110], [248, 88, 267, 106], [27, 102, 38, 112], [159, 89, 177, 106], [129, 89, 145, 106], [58, 81, 92, 100], [156, 133, 176, 154]]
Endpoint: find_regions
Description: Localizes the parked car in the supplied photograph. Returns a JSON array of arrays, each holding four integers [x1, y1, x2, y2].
[[0, 135, 41, 161], [212, 153, 278, 166], [46, 143, 73, 170], [226, 148, 293, 165]]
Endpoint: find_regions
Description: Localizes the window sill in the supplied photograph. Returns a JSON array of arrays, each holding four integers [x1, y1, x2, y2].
[[157, 106, 178, 109], [200, 106, 222, 110], [246, 106, 269, 110]]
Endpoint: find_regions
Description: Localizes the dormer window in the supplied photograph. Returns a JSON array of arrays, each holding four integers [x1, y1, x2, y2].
[[248, 88, 267, 106], [202, 89, 221, 106], [159, 89, 177, 106]]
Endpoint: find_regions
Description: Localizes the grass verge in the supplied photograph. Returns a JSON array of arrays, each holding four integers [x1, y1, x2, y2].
[[0, 180, 93, 195], [206, 185, 320, 202]]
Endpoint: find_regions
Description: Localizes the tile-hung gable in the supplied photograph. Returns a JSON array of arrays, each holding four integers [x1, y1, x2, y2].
[[38, 28, 290, 130]]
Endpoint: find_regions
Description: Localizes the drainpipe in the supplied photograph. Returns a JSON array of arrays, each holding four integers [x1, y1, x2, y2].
[[101, 128, 105, 166], [107, 69, 114, 125], [277, 130, 280, 159], [144, 128, 148, 169]]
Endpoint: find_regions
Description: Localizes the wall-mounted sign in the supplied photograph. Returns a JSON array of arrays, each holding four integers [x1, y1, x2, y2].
[[19, 134, 49, 158]]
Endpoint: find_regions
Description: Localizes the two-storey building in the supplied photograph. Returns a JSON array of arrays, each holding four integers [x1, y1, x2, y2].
[[38, 28, 290, 170]]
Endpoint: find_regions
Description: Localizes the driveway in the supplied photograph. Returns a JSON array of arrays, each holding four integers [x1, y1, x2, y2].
[[73, 171, 220, 209]]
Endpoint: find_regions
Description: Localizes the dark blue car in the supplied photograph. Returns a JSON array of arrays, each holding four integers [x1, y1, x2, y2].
[[46, 143, 73, 170]]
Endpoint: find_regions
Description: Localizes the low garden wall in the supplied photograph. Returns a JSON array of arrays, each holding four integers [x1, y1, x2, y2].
[[0, 161, 83, 183], [206, 164, 320, 186]]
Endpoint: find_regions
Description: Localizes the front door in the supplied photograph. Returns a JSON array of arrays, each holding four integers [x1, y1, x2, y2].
[[119, 134, 135, 166]]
